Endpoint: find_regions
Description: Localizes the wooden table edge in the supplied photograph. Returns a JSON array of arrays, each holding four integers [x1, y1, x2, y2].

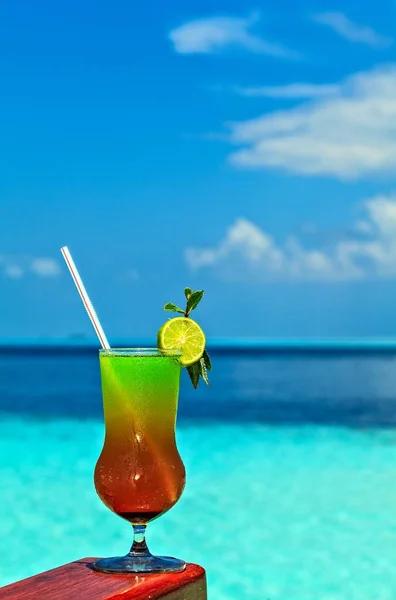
[[0, 558, 207, 600]]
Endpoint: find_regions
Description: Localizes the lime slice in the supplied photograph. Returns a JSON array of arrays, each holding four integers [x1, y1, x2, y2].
[[157, 317, 206, 367]]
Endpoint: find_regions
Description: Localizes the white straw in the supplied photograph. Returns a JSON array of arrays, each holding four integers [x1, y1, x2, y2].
[[60, 246, 110, 349]]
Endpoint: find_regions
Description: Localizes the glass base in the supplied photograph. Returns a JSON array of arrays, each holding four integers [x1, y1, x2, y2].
[[91, 554, 186, 574]]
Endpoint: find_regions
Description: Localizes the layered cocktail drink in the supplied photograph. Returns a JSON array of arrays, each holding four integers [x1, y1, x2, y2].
[[92, 348, 186, 573], [60, 247, 210, 575]]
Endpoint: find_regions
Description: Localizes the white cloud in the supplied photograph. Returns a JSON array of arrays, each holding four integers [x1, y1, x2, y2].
[[1, 255, 61, 279], [235, 83, 339, 99], [30, 258, 61, 277], [4, 265, 24, 279], [313, 12, 392, 49], [169, 12, 300, 59], [185, 194, 396, 282], [186, 219, 284, 271], [227, 64, 396, 179]]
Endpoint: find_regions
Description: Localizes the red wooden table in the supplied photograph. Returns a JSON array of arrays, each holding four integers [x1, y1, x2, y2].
[[0, 558, 207, 600]]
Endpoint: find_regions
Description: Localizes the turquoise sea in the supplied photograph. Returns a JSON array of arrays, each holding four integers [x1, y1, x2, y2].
[[1, 343, 396, 599]]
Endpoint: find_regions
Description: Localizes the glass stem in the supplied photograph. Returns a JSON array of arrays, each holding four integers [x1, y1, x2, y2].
[[129, 525, 150, 557]]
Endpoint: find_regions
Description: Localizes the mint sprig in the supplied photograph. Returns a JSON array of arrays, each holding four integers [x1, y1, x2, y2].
[[164, 287, 204, 318], [163, 287, 211, 389]]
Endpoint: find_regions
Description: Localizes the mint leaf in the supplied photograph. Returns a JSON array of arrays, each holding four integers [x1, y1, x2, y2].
[[187, 362, 201, 389], [186, 290, 204, 315], [186, 353, 210, 389], [164, 302, 185, 314], [184, 287, 192, 300], [199, 357, 210, 386], [203, 349, 212, 371]]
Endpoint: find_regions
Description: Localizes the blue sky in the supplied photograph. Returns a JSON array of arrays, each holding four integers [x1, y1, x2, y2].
[[1, 0, 396, 340]]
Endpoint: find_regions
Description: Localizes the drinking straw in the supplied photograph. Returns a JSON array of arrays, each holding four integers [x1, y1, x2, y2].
[[60, 246, 110, 349]]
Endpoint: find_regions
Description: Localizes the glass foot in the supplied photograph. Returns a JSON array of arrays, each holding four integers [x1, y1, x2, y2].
[[91, 554, 186, 574]]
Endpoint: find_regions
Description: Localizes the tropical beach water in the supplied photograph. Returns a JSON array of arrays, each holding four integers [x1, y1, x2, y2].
[[1, 346, 396, 599]]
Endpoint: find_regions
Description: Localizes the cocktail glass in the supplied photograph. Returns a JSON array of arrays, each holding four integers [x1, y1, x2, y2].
[[92, 348, 186, 574]]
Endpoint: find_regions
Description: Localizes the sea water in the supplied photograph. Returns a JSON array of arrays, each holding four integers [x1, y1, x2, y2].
[[1, 349, 396, 600]]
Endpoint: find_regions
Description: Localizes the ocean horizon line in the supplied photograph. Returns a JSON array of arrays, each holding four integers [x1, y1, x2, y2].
[[1, 337, 396, 354]]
